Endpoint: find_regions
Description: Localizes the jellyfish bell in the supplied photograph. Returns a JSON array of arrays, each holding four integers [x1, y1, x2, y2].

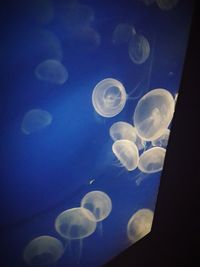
[[92, 78, 127, 118], [127, 209, 154, 243], [133, 88, 175, 141], [138, 146, 166, 173], [152, 128, 170, 148], [112, 140, 139, 171], [156, 0, 179, 11], [112, 23, 136, 46], [23, 235, 64, 266]]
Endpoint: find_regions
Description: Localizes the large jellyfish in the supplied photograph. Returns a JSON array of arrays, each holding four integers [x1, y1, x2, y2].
[[112, 23, 136, 45], [133, 88, 175, 141], [127, 209, 154, 243], [152, 128, 170, 148], [112, 140, 139, 171], [138, 147, 166, 173], [35, 59, 68, 84], [156, 0, 179, 10], [92, 78, 127, 118], [23, 235, 64, 266], [21, 109, 52, 135], [128, 34, 150, 64]]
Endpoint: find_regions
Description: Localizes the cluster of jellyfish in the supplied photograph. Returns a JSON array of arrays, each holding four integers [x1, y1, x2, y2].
[[23, 190, 112, 266]]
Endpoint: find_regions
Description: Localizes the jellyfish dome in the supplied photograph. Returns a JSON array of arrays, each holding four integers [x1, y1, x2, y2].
[[156, 0, 179, 10], [23, 235, 64, 266], [133, 88, 175, 141], [92, 78, 127, 118], [128, 34, 150, 64], [112, 140, 139, 171], [112, 23, 136, 45], [127, 209, 154, 243], [152, 128, 170, 148], [55, 207, 97, 240], [138, 147, 166, 173], [35, 59, 68, 84], [81, 191, 112, 222]]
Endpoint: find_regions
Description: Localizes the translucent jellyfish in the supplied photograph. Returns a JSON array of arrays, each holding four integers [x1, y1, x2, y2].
[[23, 235, 64, 266], [112, 140, 139, 171], [152, 128, 170, 148], [127, 209, 154, 243], [156, 0, 179, 10], [133, 88, 175, 141], [21, 109, 52, 135], [72, 26, 101, 48], [128, 34, 150, 64], [112, 23, 136, 46], [35, 59, 68, 84], [109, 121, 146, 151], [138, 147, 166, 173], [92, 78, 127, 118]]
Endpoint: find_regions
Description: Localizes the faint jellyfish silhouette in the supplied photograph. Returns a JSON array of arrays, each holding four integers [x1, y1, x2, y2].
[[127, 209, 154, 244], [152, 128, 170, 148], [23, 235, 64, 266], [92, 78, 127, 118], [21, 109, 52, 135], [128, 34, 150, 64], [112, 140, 139, 171], [138, 147, 166, 173], [112, 23, 136, 45], [73, 26, 101, 49], [35, 59, 68, 84], [133, 88, 175, 141], [156, 0, 179, 10]]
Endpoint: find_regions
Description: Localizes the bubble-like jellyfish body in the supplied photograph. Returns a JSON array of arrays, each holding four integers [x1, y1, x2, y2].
[[112, 23, 136, 45], [133, 88, 175, 141], [152, 128, 170, 148], [112, 140, 139, 171], [23, 235, 64, 266], [156, 0, 179, 10], [128, 34, 150, 64], [92, 78, 127, 118], [21, 109, 52, 135], [109, 121, 146, 150], [127, 209, 154, 243], [138, 147, 166, 173], [35, 59, 68, 84], [55, 207, 97, 240], [81, 191, 112, 222]]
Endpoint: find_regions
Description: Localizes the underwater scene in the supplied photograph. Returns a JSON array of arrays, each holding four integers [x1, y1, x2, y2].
[[1, 0, 194, 266]]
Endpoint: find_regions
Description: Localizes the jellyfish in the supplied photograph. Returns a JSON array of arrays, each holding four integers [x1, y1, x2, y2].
[[23, 235, 64, 266], [133, 88, 175, 141], [128, 34, 150, 64], [156, 0, 179, 10], [112, 140, 139, 171], [127, 209, 154, 244], [152, 128, 170, 148], [112, 23, 136, 45], [35, 59, 68, 84], [109, 121, 146, 151], [92, 78, 127, 118], [21, 109, 52, 135], [138, 147, 166, 173]]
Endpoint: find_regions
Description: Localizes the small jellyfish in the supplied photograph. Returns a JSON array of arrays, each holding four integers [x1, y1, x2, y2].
[[23, 235, 64, 266], [138, 147, 166, 173], [73, 26, 101, 48], [156, 0, 179, 10], [92, 78, 127, 118], [21, 109, 52, 135], [112, 23, 136, 46], [35, 59, 68, 84], [152, 128, 170, 148], [127, 209, 154, 243], [128, 34, 150, 64], [112, 140, 139, 171], [133, 88, 175, 141]]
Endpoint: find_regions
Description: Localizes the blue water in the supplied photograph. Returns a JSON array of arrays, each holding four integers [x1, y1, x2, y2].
[[1, 0, 193, 266]]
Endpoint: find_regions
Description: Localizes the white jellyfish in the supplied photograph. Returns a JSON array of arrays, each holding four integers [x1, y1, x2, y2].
[[112, 23, 136, 45], [109, 121, 146, 151], [133, 88, 175, 141], [152, 128, 170, 148], [128, 34, 150, 64], [112, 140, 139, 171], [21, 109, 52, 135], [92, 78, 127, 118], [156, 0, 179, 10], [35, 59, 68, 84], [127, 209, 154, 243], [138, 147, 166, 173], [23, 235, 64, 266]]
